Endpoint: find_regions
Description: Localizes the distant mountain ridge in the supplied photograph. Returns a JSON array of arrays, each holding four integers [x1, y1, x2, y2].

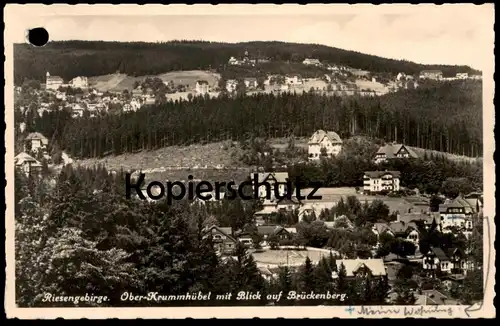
[[14, 40, 480, 84]]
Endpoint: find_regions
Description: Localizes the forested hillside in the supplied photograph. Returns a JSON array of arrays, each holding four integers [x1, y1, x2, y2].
[[14, 40, 480, 84], [26, 80, 482, 158]]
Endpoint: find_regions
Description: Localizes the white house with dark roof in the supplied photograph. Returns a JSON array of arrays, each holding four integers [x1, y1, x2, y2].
[[308, 130, 343, 160], [439, 195, 474, 236], [24, 132, 49, 152], [15, 152, 42, 175], [373, 143, 418, 164], [363, 170, 401, 194], [422, 246, 471, 275], [251, 172, 290, 199], [202, 225, 237, 254]]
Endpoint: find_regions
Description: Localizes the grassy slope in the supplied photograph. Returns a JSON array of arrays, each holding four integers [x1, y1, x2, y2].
[[75, 137, 480, 184]]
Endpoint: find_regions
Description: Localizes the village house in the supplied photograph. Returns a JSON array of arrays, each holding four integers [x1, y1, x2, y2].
[[374, 143, 418, 164], [463, 192, 483, 213], [256, 225, 295, 245], [15, 152, 43, 176], [192, 191, 226, 205], [244, 77, 258, 89], [419, 70, 443, 80], [285, 75, 303, 85], [252, 172, 290, 200], [438, 195, 474, 236], [422, 246, 471, 276], [71, 103, 86, 118], [254, 196, 301, 224], [302, 58, 322, 66], [363, 170, 401, 194], [396, 72, 406, 81], [45, 72, 64, 90], [195, 80, 210, 95], [372, 220, 420, 250], [333, 259, 387, 279], [456, 72, 469, 79], [24, 132, 49, 152], [228, 56, 240, 65], [297, 201, 337, 221], [415, 289, 458, 305], [308, 130, 343, 160], [69, 76, 89, 89], [202, 225, 237, 254], [226, 79, 238, 93], [397, 211, 438, 227]]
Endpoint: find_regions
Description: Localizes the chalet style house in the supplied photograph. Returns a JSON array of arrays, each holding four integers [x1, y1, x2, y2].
[[333, 259, 387, 279], [202, 225, 237, 254], [15, 152, 42, 176], [24, 132, 49, 152], [363, 170, 401, 194], [252, 172, 290, 200], [308, 130, 343, 161], [422, 246, 472, 276], [373, 143, 418, 164], [439, 195, 475, 237], [372, 221, 420, 250]]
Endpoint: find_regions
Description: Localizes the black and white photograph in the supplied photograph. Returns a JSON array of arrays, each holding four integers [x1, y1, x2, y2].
[[5, 4, 495, 319]]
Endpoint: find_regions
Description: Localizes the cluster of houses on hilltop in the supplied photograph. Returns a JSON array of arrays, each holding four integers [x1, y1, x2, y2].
[[405, 70, 483, 81], [228, 50, 271, 67]]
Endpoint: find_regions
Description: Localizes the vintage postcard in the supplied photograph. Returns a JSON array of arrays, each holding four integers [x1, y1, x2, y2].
[[4, 4, 495, 319]]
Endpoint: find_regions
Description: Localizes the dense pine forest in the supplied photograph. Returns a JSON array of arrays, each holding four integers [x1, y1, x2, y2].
[[14, 40, 480, 83], [26, 80, 482, 158]]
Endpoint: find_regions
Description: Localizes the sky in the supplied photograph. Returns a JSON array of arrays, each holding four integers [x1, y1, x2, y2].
[[5, 4, 495, 71]]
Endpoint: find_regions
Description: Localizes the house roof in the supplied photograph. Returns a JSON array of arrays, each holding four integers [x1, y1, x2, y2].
[[447, 247, 465, 258], [276, 197, 301, 206], [256, 225, 285, 236], [308, 130, 343, 145], [203, 225, 237, 242], [254, 172, 289, 184], [364, 170, 401, 179], [196, 80, 209, 85], [336, 259, 387, 277], [25, 132, 48, 141], [430, 247, 449, 261], [375, 143, 418, 159], [374, 221, 418, 235], [47, 76, 64, 82], [439, 195, 475, 213], [418, 290, 450, 305], [14, 152, 40, 166], [398, 212, 430, 224]]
